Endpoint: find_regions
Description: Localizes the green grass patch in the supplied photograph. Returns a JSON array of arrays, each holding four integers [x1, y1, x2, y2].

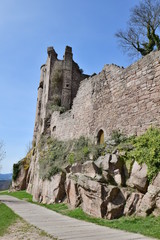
[[0, 203, 19, 236], [0, 190, 32, 202], [1, 190, 160, 239]]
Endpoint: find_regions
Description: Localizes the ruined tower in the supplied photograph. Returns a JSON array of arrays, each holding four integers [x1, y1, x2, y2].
[[33, 46, 89, 144], [61, 46, 73, 110]]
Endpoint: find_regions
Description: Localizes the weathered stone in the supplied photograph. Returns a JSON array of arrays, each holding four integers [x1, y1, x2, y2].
[[71, 163, 83, 174], [152, 208, 160, 217], [12, 162, 28, 191], [39, 172, 66, 204], [113, 169, 122, 186], [77, 174, 103, 218], [137, 184, 160, 216], [110, 154, 119, 165], [101, 186, 126, 219], [127, 161, 148, 193], [64, 165, 71, 173], [107, 202, 125, 220], [81, 161, 101, 178], [65, 174, 81, 208], [152, 172, 160, 187], [94, 154, 111, 171], [101, 170, 111, 183], [124, 192, 143, 216], [109, 154, 126, 186]]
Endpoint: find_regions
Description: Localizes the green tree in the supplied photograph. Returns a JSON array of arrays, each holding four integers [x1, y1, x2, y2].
[[115, 0, 160, 57]]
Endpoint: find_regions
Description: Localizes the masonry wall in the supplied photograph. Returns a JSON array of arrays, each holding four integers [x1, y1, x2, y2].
[[50, 50, 160, 142]]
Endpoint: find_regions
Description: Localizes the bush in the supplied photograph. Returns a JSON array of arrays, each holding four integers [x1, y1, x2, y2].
[[12, 162, 21, 181], [127, 127, 160, 181], [115, 127, 160, 181], [47, 102, 66, 113]]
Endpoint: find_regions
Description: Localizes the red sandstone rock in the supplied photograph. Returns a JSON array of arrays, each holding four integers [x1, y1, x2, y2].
[[127, 161, 148, 193], [137, 184, 160, 217], [12, 163, 28, 191], [124, 192, 143, 216], [65, 174, 81, 208]]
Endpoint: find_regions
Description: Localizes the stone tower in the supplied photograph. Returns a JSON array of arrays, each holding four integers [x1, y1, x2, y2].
[[61, 46, 73, 109], [33, 46, 89, 144]]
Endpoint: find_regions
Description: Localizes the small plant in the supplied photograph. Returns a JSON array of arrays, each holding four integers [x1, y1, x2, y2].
[[67, 152, 75, 165], [47, 102, 66, 113], [110, 129, 127, 145]]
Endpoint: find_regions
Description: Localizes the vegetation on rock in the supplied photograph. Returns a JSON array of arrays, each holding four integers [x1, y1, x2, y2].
[[38, 127, 160, 181], [38, 136, 105, 180], [111, 127, 160, 181], [12, 148, 33, 181]]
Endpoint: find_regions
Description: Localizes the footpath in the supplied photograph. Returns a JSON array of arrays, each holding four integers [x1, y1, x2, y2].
[[0, 195, 156, 240]]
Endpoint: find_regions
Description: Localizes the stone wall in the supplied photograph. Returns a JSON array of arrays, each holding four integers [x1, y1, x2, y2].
[[50, 50, 160, 142]]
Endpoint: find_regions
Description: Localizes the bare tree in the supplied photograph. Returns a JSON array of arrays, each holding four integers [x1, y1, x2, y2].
[[115, 0, 160, 58], [0, 141, 5, 171]]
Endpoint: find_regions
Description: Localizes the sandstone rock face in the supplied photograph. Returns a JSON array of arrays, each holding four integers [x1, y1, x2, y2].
[[95, 154, 125, 186], [137, 185, 159, 216], [127, 161, 148, 193], [24, 152, 160, 219], [95, 154, 111, 170], [71, 163, 83, 174], [152, 172, 160, 187], [124, 192, 143, 216], [40, 172, 66, 204], [65, 174, 81, 209], [78, 176, 103, 218], [137, 173, 160, 217], [12, 164, 28, 191], [101, 186, 126, 219], [81, 161, 101, 178]]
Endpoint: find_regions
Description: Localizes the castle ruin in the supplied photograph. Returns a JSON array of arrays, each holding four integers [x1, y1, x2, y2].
[[12, 46, 160, 219], [34, 46, 160, 145]]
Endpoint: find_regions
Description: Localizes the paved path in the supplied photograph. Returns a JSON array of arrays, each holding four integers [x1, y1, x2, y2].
[[0, 195, 157, 240]]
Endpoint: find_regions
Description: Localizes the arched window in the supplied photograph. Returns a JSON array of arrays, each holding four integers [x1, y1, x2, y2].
[[97, 129, 104, 144], [52, 126, 56, 132]]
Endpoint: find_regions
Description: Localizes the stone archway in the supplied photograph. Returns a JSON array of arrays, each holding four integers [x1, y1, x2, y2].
[[97, 129, 104, 144]]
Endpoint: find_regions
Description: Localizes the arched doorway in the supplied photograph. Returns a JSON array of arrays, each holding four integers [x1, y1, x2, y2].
[[97, 129, 104, 144]]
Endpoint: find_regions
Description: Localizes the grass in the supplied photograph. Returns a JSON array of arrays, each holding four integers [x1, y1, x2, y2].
[[0, 202, 19, 236], [0, 190, 33, 202], [1, 190, 160, 239]]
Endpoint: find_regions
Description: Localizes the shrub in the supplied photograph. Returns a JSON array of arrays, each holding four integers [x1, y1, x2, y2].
[[12, 162, 21, 181], [115, 127, 160, 181], [127, 127, 160, 181], [110, 129, 127, 145], [47, 102, 66, 113]]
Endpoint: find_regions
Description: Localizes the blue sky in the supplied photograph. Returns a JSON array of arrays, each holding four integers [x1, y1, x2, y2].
[[0, 0, 140, 173]]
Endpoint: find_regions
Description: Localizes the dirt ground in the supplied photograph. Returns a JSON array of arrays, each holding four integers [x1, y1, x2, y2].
[[0, 219, 56, 240]]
